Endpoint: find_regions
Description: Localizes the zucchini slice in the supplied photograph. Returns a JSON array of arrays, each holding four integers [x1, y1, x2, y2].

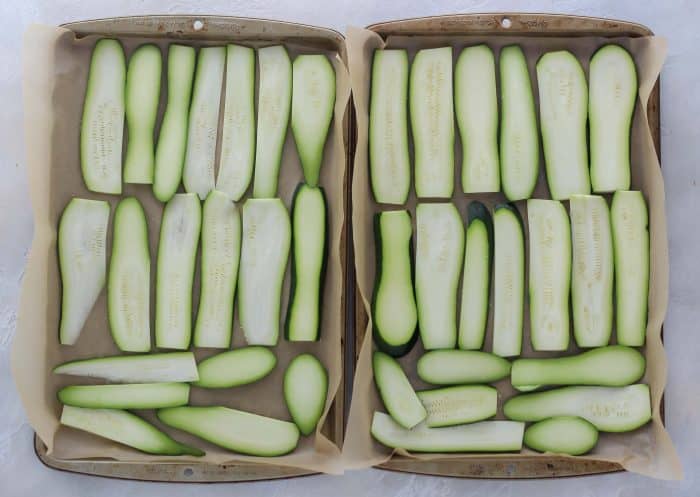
[[417, 350, 511, 385], [58, 198, 110, 345], [53, 352, 199, 383], [253, 46, 292, 198], [504, 384, 652, 432], [372, 210, 417, 357], [58, 383, 189, 409], [524, 416, 598, 455], [527, 199, 571, 351], [371, 412, 524, 453], [492, 204, 525, 357], [511, 345, 645, 389], [570, 194, 614, 347], [291, 54, 336, 186], [410, 47, 454, 198], [499, 45, 538, 201], [373, 351, 426, 429], [153, 44, 196, 202], [61, 406, 203, 456], [415, 203, 464, 350], [611, 191, 649, 346], [369, 49, 411, 204], [124, 44, 162, 184], [417, 385, 498, 428], [286, 184, 327, 341], [455, 45, 499, 193], [194, 347, 276, 388], [155, 194, 202, 350], [284, 353, 328, 436], [238, 198, 291, 345], [80, 39, 125, 194], [537, 50, 590, 200], [183, 46, 225, 199], [108, 197, 151, 352], [589, 45, 638, 193], [458, 201, 493, 350], [193, 190, 241, 349], [157, 406, 300, 456], [215, 44, 256, 201]]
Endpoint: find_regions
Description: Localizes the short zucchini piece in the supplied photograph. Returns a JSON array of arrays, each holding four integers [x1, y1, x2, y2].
[[58, 198, 110, 345], [80, 39, 125, 194], [58, 383, 189, 409], [373, 351, 426, 429], [504, 384, 651, 432], [524, 416, 598, 455], [417, 350, 511, 385], [157, 406, 300, 456], [371, 412, 524, 453], [372, 211, 418, 356], [417, 385, 498, 428], [194, 347, 276, 388], [411, 47, 454, 198], [611, 191, 649, 346], [61, 406, 203, 456], [284, 353, 329, 436]]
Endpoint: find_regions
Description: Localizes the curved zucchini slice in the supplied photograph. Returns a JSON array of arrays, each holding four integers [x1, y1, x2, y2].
[[527, 199, 571, 351], [417, 385, 497, 428], [511, 345, 645, 389], [589, 45, 638, 192], [153, 44, 196, 202], [124, 44, 162, 184], [371, 412, 524, 453], [58, 383, 189, 409], [369, 49, 410, 204], [416, 203, 464, 350], [238, 199, 291, 345], [456, 45, 499, 193], [216, 44, 256, 201], [80, 39, 125, 194], [286, 184, 327, 341], [53, 352, 199, 383], [499, 45, 538, 201], [58, 198, 110, 345], [570, 195, 613, 347], [194, 347, 276, 388], [537, 50, 590, 200], [493, 204, 524, 357], [410, 47, 454, 198], [373, 351, 426, 429], [253, 46, 292, 198], [292, 54, 336, 186], [193, 190, 241, 349], [183, 46, 225, 199], [372, 210, 417, 357], [504, 384, 652, 432], [108, 197, 150, 352], [524, 416, 598, 455], [157, 406, 300, 456], [459, 202, 492, 350], [61, 406, 203, 456], [155, 194, 201, 349], [417, 350, 511, 385], [284, 353, 328, 436], [611, 191, 649, 346]]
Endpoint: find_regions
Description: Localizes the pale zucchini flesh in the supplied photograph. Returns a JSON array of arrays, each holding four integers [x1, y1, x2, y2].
[[284, 353, 328, 436], [417, 350, 511, 385], [524, 416, 598, 455], [373, 351, 426, 429], [194, 347, 276, 388], [58, 383, 189, 409], [417, 385, 498, 428]]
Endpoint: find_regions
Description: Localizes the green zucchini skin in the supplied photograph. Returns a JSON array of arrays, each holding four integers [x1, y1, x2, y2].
[[284, 353, 329, 436], [417, 350, 511, 385], [524, 416, 599, 456], [193, 347, 276, 388], [58, 383, 189, 409]]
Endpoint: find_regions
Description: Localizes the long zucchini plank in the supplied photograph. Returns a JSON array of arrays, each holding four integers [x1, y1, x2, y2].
[[417, 385, 498, 428], [373, 351, 426, 429], [80, 39, 125, 194], [58, 198, 110, 345], [58, 383, 189, 409], [284, 353, 328, 436], [417, 350, 511, 385], [194, 347, 276, 388]]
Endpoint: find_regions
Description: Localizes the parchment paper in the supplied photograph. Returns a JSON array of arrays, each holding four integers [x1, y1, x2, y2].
[[343, 26, 682, 480], [12, 23, 350, 474]]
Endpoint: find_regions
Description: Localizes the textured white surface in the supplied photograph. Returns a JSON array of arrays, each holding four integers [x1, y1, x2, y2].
[[1, 0, 698, 495]]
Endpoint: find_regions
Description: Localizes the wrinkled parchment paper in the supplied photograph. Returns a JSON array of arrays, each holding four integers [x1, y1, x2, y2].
[[343, 26, 682, 480], [12, 23, 350, 474]]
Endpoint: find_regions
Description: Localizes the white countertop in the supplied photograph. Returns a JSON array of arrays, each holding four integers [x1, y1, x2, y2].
[[1, 1, 698, 495]]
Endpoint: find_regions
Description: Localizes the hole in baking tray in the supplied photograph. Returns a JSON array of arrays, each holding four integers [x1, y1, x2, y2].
[[501, 17, 512, 29], [193, 19, 204, 31], [184, 468, 194, 477]]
